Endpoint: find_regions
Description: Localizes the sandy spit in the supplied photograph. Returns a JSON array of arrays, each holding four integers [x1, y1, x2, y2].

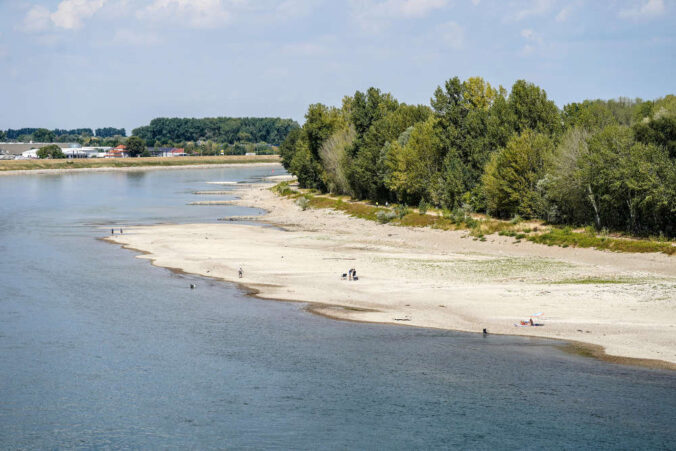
[[0, 162, 280, 177], [106, 183, 676, 369]]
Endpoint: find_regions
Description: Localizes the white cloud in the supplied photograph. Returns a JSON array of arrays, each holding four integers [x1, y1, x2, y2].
[[520, 28, 541, 42], [508, 0, 555, 22], [350, 0, 448, 32], [138, 0, 231, 29], [51, 0, 107, 30], [112, 29, 162, 46], [471, 0, 480, 5], [555, 5, 571, 22], [22, 5, 52, 32], [21, 0, 106, 32], [275, 0, 321, 19], [438, 21, 464, 49], [618, 0, 665, 20], [519, 27, 543, 56]]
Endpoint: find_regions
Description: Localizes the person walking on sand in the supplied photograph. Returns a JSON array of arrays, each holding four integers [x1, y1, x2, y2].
[[238, 267, 243, 278]]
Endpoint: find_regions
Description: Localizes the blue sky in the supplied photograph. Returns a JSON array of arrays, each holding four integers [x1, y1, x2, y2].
[[0, 0, 674, 132]]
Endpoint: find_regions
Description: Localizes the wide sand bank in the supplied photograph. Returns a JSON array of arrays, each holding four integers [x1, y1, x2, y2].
[[106, 183, 676, 368]]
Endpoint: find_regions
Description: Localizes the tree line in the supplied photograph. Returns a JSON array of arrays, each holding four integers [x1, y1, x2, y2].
[[131, 117, 299, 147], [2, 127, 126, 142], [280, 77, 676, 237]]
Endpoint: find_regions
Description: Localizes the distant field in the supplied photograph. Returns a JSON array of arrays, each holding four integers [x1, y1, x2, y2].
[[0, 155, 281, 172]]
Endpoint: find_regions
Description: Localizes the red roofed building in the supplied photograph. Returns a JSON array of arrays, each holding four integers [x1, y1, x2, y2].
[[106, 145, 128, 158], [168, 148, 186, 157]]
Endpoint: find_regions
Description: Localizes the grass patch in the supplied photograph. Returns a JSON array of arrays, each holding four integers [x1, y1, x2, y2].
[[397, 212, 438, 227], [307, 196, 387, 221], [272, 181, 298, 197], [551, 277, 639, 285], [528, 227, 675, 256], [0, 155, 280, 172], [273, 190, 675, 256]]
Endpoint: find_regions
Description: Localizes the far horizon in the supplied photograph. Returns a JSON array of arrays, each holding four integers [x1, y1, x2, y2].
[[1, 0, 674, 132]]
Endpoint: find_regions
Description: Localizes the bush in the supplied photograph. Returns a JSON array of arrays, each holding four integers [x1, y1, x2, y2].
[[273, 181, 295, 196], [394, 204, 410, 219], [376, 210, 397, 224], [418, 199, 429, 215], [37, 144, 65, 159], [296, 196, 310, 211]]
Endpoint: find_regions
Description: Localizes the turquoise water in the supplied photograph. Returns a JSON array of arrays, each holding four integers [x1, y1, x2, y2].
[[0, 166, 674, 449]]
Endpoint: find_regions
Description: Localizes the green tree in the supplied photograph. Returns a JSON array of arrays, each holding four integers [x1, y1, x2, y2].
[[482, 130, 554, 218], [562, 100, 618, 131], [280, 128, 301, 169], [289, 137, 324, 189], [126, 136, 146, 157], [349, 103, 430, 200], [386, 117, 445, 204], [508, 80, 561, 136], [575, 125, 676, 234], [37, 144, 65, 159], [633, 116, 676, 158], [33, 128, 55, 142], [319, 125, 355, 194], [542, 127, 592, 224]]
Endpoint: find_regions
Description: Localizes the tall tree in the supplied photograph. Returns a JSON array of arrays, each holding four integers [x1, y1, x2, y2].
[[508, 80, 561, 136], [482, 130, 554, 219], [349, 103, 430, 200], [126, 136, 146, 157], [386, 117, 446, 204], [33, 128, 55, 142]]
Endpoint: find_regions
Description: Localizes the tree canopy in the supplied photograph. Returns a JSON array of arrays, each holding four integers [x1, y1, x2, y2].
[[37, 144, 65, 159], [125, 136, 146, 157], [131, 117, 299, 146], [280, 76, 675, 237]]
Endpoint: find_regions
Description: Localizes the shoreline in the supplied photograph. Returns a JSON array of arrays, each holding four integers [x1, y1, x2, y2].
[[0, 162, 281, 176], [105, 182, 676, 370], [105, 237, 676, 371]]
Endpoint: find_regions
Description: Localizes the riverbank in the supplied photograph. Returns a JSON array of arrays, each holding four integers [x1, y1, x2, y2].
[[106, 182, 676, 369], [0, 155, 280, 175]]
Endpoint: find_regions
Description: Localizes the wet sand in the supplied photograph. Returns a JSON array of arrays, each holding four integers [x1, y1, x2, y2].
[[106, 183, 676, 368]]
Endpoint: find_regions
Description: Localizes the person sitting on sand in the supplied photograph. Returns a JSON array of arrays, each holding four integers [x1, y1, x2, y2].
[[530, 318, 534, 326]]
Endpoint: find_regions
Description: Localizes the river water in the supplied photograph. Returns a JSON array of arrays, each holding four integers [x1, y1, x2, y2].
[[0, 166, 674, 449]]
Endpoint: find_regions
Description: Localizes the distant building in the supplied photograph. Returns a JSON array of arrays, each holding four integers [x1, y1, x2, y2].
[[0, 142, 78, 156], [147, 147, 186, 157], [167, 148, 186, 157], [106, 145, 128, 158], [21, 149, 40, 159]]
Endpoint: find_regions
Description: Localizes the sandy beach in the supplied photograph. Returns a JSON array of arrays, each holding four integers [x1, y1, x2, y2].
[[107, 182, 676, 369]]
